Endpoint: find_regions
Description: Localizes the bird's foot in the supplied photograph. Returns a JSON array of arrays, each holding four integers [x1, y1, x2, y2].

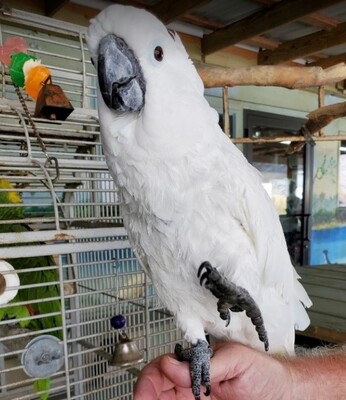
[[175, 339, 213, 400], [198, 261, 269, 352]]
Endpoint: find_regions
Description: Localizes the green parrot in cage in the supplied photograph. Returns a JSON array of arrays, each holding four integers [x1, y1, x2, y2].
[[0, 178, 63, 400]]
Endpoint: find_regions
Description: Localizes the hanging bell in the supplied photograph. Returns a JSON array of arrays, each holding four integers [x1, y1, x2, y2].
[[110, 332, 144, 367], [34, 82, 74, 121], [109, 315, 143, 367]]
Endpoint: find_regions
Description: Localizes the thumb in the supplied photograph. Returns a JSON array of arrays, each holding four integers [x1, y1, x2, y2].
[[159, 355, 192, 388]]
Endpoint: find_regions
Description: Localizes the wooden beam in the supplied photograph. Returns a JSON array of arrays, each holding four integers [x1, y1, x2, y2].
[[245, 36, 280, 50], [183, 14, 327, 65], [287, 100, 346, 152], [196, 63, 346, 89], [222, 87, 230, 136], [202, 0, 344, 56], [302, 12, 339, 30], [183, 14, 281, 50], [258, 21, 346, 65], [297, 326, 346, 344], [309, 52, 346, 69], [182, 13, 326, 60], [256, 0, 340, 30], [231, 134, 346, 144], [149, 0, 212, 24], [45, 0, 69, 17], [182, 13, 223, 30], [232, 101, 346, 151], [306, 101, 346, 129], [318, 86, 325, 136]]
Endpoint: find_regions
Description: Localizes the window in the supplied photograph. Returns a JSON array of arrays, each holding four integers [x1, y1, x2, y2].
[[243, 110, 312, 265]]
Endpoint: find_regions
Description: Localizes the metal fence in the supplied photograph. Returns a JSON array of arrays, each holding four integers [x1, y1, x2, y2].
[[0, 6, 184, 400]]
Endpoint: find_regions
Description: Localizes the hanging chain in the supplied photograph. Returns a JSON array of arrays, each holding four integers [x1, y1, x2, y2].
[[15, 85, 60, 181], [15, 85, 48, 157]]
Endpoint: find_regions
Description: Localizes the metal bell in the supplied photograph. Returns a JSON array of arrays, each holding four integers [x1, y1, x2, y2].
[[110, 332, 144, 367], [34, 83, 74, 121]]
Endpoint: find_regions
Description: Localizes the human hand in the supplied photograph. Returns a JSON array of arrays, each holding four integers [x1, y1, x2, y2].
[[133, 341, 292, 400]]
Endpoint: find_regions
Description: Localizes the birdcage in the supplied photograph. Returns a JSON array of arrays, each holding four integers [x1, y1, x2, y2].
[[0, 6, 185, 400]]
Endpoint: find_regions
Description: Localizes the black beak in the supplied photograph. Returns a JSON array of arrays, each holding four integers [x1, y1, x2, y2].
[[97, 34, 145, 112]]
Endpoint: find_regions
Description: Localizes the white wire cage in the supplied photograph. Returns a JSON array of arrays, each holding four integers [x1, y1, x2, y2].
[[0, 6, 185, 400]]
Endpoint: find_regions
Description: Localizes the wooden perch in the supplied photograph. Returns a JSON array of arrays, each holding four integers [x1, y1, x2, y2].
[[306, 100, 346, 131], [287, 100, 346, 153], [231, 134, 346, 144], [231, 101, 346, 148], [196, 63, 346, 89]]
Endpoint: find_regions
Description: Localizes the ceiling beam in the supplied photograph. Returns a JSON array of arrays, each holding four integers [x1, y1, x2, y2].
[[149, 0, 212, 24], [201, 0, 345, 56], [309, 53, 346, 69], [182, 14, 281, 50], [245, 36, 280, 50], [300, 12, 339, 30], [45, 0, 69, 17], [255, 0, 340, 30], [182, 13, 327, 61], [258, 21, 346, 65]]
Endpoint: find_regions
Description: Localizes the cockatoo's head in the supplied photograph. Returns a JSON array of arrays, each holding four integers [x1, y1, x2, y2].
[[87, 4, 204, 115]]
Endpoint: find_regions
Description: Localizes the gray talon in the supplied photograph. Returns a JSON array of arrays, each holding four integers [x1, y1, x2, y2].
[[198, 261, 269, 352], [199, 271, 209, 286], [197, 262, 210, 278], [175, 339, 213, 400]]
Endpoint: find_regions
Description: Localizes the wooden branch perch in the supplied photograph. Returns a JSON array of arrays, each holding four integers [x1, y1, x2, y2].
[[231, 134, 346, 144], [306, 100, 346, 132], [286, 100, 346, 153], [196, 63, 346, 89], [231, 101, 346, 149]]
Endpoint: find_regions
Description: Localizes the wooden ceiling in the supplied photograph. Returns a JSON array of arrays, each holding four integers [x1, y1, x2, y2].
[[44, 0, 346, 68]]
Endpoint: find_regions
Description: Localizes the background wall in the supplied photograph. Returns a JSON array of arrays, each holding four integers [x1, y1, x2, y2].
[[206, 86, 346, 266]]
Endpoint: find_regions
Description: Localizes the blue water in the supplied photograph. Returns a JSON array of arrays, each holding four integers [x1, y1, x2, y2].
[[310, 226, 346, 265]]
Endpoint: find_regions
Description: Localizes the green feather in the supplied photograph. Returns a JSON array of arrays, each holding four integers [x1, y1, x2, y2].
[[1, 179, 63, 399], [34, 378, 51, 400]]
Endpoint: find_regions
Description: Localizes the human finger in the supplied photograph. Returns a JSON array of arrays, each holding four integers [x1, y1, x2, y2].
[[133, 355, 179, 400], [159, 354, 192, 388]]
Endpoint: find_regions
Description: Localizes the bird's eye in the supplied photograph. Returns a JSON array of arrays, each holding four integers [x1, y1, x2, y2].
[[154, 46, 163, 62]]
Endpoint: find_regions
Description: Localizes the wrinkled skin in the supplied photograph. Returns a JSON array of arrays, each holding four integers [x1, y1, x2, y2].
[[133, 342, 292, 400]]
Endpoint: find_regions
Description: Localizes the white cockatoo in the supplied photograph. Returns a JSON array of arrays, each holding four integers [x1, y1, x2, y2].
[[87, 5, 312, 399]]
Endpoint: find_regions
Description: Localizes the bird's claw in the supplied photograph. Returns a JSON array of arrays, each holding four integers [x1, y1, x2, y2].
[[198, 261, 269, 352], [175, 339, 213, 400], [198, 261, 214, 286]]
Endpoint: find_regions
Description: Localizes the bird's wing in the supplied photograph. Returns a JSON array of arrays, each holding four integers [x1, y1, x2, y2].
[[231, 154, 312, 329]]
